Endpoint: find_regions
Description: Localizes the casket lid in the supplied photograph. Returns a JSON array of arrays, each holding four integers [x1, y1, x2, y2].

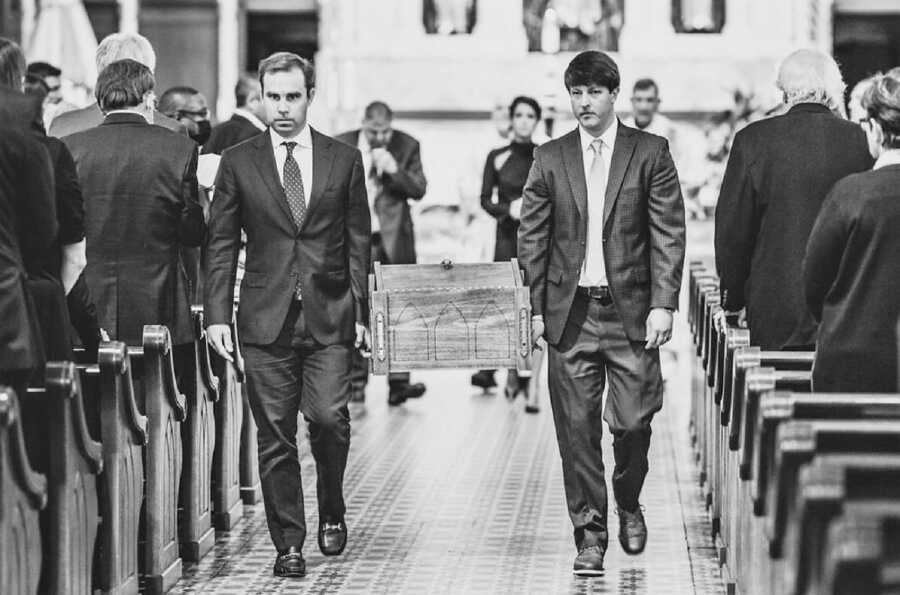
[[374, 259, 523, 291]]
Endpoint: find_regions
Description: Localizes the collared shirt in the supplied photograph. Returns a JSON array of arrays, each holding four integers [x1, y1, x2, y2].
[[874, 149, 900, 170], [233, 108, 267, 132], [270, 125, 314, 204], [357, 131, 382, 233], [578, 118, 618, 287], [105, 108, 150, 123], [622, 113, 675, 142]]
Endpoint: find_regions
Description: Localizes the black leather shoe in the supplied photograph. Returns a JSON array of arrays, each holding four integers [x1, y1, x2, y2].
[[573, 544, 605, 576], [318, 519, 347, 556], [273, 546, 306, 577], [388, 382, 426, 406], [617, 505, 647, 555], [470, 370, 497, 390]]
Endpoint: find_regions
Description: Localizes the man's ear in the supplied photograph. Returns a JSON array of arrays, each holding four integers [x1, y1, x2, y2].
[[308, 87, 316, 103]]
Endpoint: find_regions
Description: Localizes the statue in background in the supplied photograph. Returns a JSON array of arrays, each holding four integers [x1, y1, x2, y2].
[[524, 0, 624, 53]]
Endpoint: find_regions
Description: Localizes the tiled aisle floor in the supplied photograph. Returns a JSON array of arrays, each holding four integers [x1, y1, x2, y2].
[[174, 328, 724, 594]]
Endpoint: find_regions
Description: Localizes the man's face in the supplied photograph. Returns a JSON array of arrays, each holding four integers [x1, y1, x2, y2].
[[362, 116, 393, 148], [43, 75, 62, 104], [569, 83, 618, 136], [631, 87, 659, 127], [262, 68, 314, 137], [176, 93, 210, 137]]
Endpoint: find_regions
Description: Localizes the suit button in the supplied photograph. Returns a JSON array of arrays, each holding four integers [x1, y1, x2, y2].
[[580, 241, 586, 246]]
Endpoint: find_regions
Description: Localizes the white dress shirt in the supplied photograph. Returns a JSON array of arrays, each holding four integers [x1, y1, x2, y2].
[[233, 108, 267, 132], [578, 118, 618, 287], [357, 132, 382, 233], [270, 125, 314, 204], [874, 149, 900, 170]]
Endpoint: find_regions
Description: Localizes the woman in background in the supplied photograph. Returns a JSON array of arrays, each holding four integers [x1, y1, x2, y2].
[[470, 96, 542, 408]]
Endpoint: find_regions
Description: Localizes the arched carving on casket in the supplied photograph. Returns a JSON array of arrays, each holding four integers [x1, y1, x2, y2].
[[391, 302, 431, 362], [433, 301, 470, 361], [474, 300, 512, 360]]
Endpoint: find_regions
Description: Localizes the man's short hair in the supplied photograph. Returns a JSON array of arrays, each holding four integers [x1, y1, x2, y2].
[[235, 74, 259, 107], [776, 49, 846, 118], [633, 78, 658, 95], [862, 71, 900, 149], [564, 50, 620, 92], [96, 33, 156, 73], [26, 61, 61, 80], [95, 59, 155, 112], [257, 52, 315, 93], [364, 100, 393, 121], [0, 37, 26, 90], [159, 86, 199, 115]]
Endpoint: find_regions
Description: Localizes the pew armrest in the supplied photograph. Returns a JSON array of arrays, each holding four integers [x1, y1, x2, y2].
[[192, 306, 220, 401], [142, 326, 188, 422], [0, 388, 48, 509], [100, 341, 148, 444], [46, 361, 104, 474]]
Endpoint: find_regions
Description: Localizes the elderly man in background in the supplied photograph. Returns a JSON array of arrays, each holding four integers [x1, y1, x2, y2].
[[49, 32, 186, 137], [715, 49, 872, 350], [204, 74, 268, 155]]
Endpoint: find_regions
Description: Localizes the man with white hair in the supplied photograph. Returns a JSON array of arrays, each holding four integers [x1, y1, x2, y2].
[[714, 49, 872, 350], [48, 32, 186, 137]]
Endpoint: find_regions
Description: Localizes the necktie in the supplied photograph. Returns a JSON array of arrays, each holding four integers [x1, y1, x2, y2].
[[584, 138, 607, 284], [282, 141, 307, 299]]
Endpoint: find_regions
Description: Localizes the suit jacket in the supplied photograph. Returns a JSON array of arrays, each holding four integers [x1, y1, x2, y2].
[[0, 96, 57, 371], [64, 113, 204, 346], [803, 165, 900, 392], [518, 123, 686, 345], [335, 129, 426, 264], [205, 128, 370, 346], [202, 113, 263, 155], [49, 102, 187, 138], [715, 103, 873, 349]]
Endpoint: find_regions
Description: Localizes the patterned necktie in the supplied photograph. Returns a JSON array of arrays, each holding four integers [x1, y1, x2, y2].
[[282, 141, 306, 299]]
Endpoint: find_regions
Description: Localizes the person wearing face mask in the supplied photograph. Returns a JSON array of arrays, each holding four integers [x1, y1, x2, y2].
[[803, 70, 900, 393], [470, 96, 541, 402], [62, 59, 205, 354], [159, 85, 212, 147]]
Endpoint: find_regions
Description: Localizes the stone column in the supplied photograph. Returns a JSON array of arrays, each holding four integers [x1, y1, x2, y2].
[[118, 0, 138, 33], [216, 0, 239, 119]]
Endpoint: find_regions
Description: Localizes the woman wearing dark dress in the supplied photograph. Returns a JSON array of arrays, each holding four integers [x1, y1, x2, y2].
[[471, 96, 541, 399], [804, 71, 900, 393]]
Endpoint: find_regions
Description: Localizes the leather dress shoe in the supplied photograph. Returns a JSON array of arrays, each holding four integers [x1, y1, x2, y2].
[[388, 382, 426, 406], [318, 518, 348, 556], [573, 544, 605, 576], [470, 370, 497, 390], [617, 505, 647, 554], [273, 546, 306, 577]]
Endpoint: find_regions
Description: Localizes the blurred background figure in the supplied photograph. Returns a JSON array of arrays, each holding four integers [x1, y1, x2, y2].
[[470, 95, 541, 405], [622, 78, 676, 141], [159, 85, 212, 148], [847, 74, 876, 123], [804, 70, 900, 393], [203, 73, 267, 155], [337, 101, 428, 406]]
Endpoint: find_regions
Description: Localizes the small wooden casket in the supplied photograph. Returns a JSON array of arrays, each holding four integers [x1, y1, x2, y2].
[[369, 259, 532, 375]]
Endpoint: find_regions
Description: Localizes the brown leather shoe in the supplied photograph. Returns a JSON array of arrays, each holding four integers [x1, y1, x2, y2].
[[318, 519, 348, 556], [273, 546, 306, 577], [617, 505, 647, 555], [573, 544, 605, 576]]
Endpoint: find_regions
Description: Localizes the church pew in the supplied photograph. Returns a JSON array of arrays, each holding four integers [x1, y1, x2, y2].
[[211, 314, 244, 529], [178, 308, 218, 562], [26, 362, 103, 595], [688, 265, 716, 450], [697, 288, 721, 489], [0, 387, 47, 595], [129, 326, 186, 595], [817, 508, 900, 595], [786, 454, 900, 595], [227, 310, 261, 505]]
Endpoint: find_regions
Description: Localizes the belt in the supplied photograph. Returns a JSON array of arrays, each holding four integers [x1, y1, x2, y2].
[[576, 285, 613, 305]]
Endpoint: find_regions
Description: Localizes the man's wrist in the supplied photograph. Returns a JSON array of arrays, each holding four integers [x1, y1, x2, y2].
[[532, 314, 544, 323]]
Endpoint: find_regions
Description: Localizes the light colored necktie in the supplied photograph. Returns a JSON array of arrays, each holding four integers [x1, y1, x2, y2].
[[282, 141, 306, 299], [585, 138, 607, 283]]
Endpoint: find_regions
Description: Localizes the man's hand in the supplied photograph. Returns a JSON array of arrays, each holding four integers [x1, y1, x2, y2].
[[531, 315, 545, 350], [644, 308, 674, 350], [372, 147, 398, 175], [508, 197, 523, 220], [355, 323, 370, 353], [207, 323, 234, 362]]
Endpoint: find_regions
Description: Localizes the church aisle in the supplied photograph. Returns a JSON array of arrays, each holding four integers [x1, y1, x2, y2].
[[175, 341, 724, 594]]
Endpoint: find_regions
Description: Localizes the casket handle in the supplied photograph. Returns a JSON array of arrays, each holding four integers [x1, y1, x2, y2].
[[375, 312, 386, 362]]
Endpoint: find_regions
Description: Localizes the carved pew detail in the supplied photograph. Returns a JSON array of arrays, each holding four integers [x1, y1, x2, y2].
[[233, 315, 262, 505], [0, 387, 47, 595], [212, 315, 244, 529]]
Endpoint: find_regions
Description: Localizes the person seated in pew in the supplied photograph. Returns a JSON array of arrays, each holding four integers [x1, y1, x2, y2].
[[804, 70, 900, 393], [63, 60, 205, 365]]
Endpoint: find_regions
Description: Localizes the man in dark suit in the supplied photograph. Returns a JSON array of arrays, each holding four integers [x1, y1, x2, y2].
[[48, 32, 185, 138], [203, 74, 268, 155], [518, 50, 685, 575], [715, 49, 873, 350], [63, 59, 204, 348], [205, 52, 370, 578], [336, 101, 427, 405]]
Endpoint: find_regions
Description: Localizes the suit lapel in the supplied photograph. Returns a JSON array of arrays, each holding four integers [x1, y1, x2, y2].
[[301, 128, 335, 231], [560, 130, 587, 220], [602, 124, 637, 228], [251, 131, 296, 227]]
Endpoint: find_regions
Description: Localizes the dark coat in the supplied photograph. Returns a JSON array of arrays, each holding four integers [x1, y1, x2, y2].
[[0, 90, 58, 371], [64, 113, 204, 346], [205, 129, 370, 346], [481, 141, 536, 261], [803, 164, 900, 393], [714, 103, 873, 349], [518, 123, 686, 345], [202, 113, 263, 155], [334, 129, 426, 264], [49, 102, 187, 138]]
